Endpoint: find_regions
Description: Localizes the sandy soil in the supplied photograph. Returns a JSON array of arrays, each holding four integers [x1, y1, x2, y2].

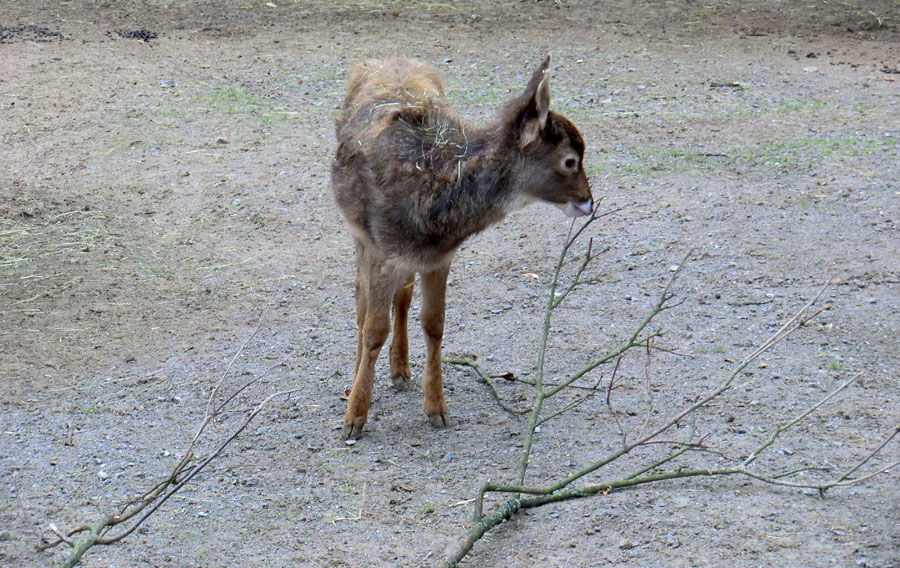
[[1, 1, 898, 566]]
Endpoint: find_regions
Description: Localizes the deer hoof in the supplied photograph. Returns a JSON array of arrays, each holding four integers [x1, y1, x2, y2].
[[427, 411, 452, 429], [342, 420, 366, 441], [391, 375, 413, 391]]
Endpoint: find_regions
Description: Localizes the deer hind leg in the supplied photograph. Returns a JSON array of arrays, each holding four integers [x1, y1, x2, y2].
[[388, 273, 415, 391], [352, 242, 368, 382], [343, 252, 394, 440], [420, 264, 451, 428]]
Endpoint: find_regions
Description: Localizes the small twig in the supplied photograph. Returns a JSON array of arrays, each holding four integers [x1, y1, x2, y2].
[[502, 374, 605, 390], [442, 357, 529, 414], [625, 445, 692, 480], [543, 328, 663, 400], [551, 238, 610, 309], [637, 336, 656, 441], [35, 524, 89, 552], [772, 465, 834, 479], [744, 372, 863, 467], [205, 304, 269, 412], [193, 300, 274, 452], [534, 377, 602, 428], [834, 424, 900, 484], [210, 355, 290, 419], [605, 355, 628, 447], [542, 250, 692, 402], [48, 524, 75, 547]]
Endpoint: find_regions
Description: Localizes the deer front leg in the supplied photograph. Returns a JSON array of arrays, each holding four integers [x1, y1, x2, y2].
[[388, 273, 415, 391], [420, 265, 451, 428], [343, 267, 393, 441]]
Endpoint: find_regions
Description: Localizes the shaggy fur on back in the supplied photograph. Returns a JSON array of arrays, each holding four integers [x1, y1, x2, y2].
[[333, 58, 578, 269]]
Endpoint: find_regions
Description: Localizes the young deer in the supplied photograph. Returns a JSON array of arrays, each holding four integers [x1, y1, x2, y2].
[[332, 55, 593, 440]]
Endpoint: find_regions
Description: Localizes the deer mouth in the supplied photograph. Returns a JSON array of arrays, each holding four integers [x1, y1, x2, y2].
[[561, 199, 593, 217]]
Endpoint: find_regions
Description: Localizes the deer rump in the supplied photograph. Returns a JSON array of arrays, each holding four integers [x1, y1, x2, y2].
[[332, 56, 593, 440]]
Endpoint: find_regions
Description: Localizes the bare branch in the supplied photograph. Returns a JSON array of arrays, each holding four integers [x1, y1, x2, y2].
[[743, 372, 864, 467], [97, 387, 302, 547], [542, 251, 693, 400], [636, 336, 656, 441], [442, 357, 530, 414], [203, 301, 273, 423], [47, 524, 74, 548], [551, 239, 610, 309], [605, 355, 628, 448], [443, 213, 899, 568], [834, 425, 900, 485], [42, 300, 303, 568], [535, 370, 604, 428]]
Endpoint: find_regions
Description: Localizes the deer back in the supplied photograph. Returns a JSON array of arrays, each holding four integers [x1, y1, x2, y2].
[[332, 57, 593, 270], [333, 59, 490, 266]]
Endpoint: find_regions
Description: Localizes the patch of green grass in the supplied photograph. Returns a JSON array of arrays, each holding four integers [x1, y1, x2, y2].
[[612, 145, 720, 179], [713, 346, 726, 354], [146, 82, 300, 131], [419, 503, 435, 514], [205, 85, 299, 130], [584, 159, 616, 180], [248, 212, 266, 230], [209, 86, 264, 114], [304, 65, 344, 84], [341, 0, 456, 12], [827, 360, 845, 372], [724, 103, 758, 118], [791, 197, 813, 211], [776, 99, 828, 114], [727, 136, 882, 172], [455, 85, 506, 106], [552, 130, 888, 186]]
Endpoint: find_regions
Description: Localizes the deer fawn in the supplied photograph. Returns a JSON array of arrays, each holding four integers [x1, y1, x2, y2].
[[332, 55, 593, 440]]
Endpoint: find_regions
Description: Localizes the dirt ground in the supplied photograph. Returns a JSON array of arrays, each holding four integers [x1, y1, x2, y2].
[[1, 1, 898, 566]]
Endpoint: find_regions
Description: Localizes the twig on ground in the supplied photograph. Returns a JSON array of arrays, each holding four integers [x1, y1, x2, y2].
[[442, 356, 529, 414]]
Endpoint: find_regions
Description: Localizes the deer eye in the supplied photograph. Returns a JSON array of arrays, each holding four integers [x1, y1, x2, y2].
[[564, 157, 578, 170]]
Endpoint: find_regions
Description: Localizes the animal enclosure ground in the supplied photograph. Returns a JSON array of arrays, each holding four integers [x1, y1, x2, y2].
[[1, 1, 898, 566]]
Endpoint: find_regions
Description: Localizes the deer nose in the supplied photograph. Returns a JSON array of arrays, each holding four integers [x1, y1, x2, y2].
[[565, 199, 593, 217]]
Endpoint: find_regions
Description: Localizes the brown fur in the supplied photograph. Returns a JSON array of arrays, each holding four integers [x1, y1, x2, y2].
[[332, 56, 593, 439]]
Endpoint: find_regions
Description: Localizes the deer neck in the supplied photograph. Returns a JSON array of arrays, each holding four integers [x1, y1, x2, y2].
[[446, 125, 523, 230]]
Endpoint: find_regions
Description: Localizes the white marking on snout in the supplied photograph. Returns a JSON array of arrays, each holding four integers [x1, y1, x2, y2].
[[562, 199, 593, 217]]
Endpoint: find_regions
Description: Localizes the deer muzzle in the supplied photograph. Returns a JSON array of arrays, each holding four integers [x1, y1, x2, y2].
[[563, 199, 594, 217]]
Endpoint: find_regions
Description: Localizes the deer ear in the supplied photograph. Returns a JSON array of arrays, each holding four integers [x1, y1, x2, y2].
[[535, 69, 551, 127], [523, 54, 551, 94], [519, 68, 552, 149]]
